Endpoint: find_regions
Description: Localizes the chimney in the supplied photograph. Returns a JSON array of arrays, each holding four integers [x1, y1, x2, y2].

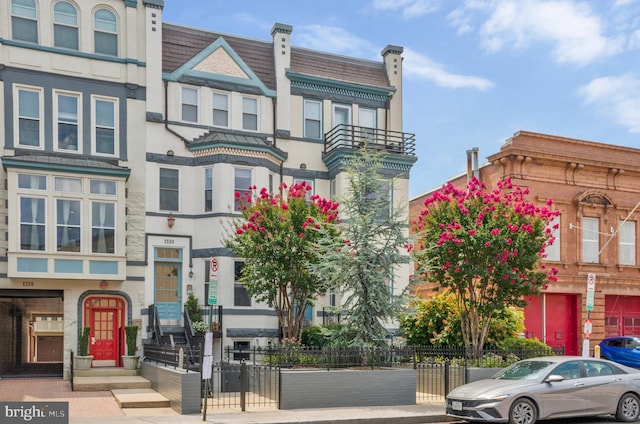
[[271, 23, 293, 135]]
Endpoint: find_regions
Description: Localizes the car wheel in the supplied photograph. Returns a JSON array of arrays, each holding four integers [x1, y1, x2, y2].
[[616, 393, 640, 422], [509, 397, 537, 424]]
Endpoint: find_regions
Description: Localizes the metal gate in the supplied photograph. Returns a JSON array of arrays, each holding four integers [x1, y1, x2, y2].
[[204, 362, 279, 411]]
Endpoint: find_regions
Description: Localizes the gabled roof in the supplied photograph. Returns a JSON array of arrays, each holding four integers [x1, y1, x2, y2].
[[162, 23, 392, 94]]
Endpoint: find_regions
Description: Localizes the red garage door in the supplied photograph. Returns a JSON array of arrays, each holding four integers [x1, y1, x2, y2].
[[523, 293, 579, 355], [605, 295, 640, 337]]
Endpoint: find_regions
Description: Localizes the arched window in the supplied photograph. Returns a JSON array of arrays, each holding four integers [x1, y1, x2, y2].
[[11, 0, 38, 43], [94, 8, 117, 56], [53, 1, 78, 50]]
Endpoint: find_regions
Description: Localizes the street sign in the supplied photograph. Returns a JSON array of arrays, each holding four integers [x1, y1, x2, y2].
[[586, 273, 596, 311], [208, 258, 219, 305]]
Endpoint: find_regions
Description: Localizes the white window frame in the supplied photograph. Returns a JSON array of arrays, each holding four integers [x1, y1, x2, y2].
[[212, 92, 229, 127], [242, 97, 258, 131], [56, 198, 81, 252], [15, 85, 44, 150], [54, 90, 81, 153], [92, 96, 118, 157], [303, 99, 322, 139], [91, 201, 115, 254], [359, 107, 377, 143], [233, 260, 251, 307], [582, 217, 599, 263], [181, 87, 198, 123], [19, 196, 46, 251], [233, 167, 252, 212], [545, 215, 560, 261], [293, 178, 314, 201], [53, 1, 78, 51], [94, 8, 118, 56], [11, 0, 38, 43], [619, 221, 636, 266]]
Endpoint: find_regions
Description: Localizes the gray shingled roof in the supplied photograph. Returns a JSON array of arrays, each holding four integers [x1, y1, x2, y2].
[[2, 155, 130, 172], [190, 131, 270, 147], [162, 23, 391, 91]]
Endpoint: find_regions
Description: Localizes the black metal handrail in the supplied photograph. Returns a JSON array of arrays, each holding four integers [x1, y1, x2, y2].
[[324, 124, 416, 156]]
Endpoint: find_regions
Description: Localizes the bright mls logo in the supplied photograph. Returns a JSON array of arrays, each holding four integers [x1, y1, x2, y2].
[[1, 402, 68, 423]]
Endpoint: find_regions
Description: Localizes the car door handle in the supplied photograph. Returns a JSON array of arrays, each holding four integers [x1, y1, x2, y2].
[[574, 382, 585, 386]]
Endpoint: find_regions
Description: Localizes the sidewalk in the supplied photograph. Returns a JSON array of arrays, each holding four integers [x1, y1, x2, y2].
[[0, 377, 457, 424]]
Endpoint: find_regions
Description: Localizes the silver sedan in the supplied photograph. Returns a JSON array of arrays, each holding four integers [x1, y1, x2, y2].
[[445, 356, 640, 424]]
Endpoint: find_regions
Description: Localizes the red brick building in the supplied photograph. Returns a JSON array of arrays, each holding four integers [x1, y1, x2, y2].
[[410, 131, 640, 355]]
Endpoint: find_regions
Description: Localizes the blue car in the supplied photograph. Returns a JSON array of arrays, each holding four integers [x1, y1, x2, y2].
[[598, 336, 640, 368]]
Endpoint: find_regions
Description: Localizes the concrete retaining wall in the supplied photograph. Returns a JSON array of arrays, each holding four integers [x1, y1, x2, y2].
[[141, 362, 201, 414], [280, 368, 415, 409]]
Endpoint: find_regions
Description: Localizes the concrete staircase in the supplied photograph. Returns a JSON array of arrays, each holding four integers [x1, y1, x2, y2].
[[73, 367, 171, 409]]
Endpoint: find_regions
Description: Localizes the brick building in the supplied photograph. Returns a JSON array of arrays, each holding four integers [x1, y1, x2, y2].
[[410, 131, 640, 355]]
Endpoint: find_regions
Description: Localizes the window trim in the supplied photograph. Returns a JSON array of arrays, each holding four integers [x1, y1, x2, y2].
[[53, 0, 79, 51], [181, 87, 198, 123], [54, 90, 81, 153], [11, 0, 38, 43], [159, 167, 180, 212], [619, 221, 636, 266], [545, 215, 561, 261], [91, 95, 118, 157], [94, 7, 118, 56], [233, 167, 252, 213], [303, 99, 322, 139], [15, 85, 44, 150], [212, 92, 229, 128], [581, 217, 600, 263], [204, 167, 213, 212], [242, 96, 258, 131]]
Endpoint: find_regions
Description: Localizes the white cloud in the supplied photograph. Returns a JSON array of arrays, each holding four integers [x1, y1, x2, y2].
[[372, 0, 440, 18], [403, 47, 494, 91], [295, 25, 376, 57], [579, 75, 640, 133], [452, 0, 624, 66]]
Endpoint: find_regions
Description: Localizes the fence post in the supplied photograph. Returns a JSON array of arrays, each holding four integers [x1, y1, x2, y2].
[[240, 360, 246, 412], [444, 357, 450, 396]]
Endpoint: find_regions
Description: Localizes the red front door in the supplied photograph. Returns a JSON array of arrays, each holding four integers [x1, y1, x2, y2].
[[84, 296, 125, 366], [91, 308, 118, 365]]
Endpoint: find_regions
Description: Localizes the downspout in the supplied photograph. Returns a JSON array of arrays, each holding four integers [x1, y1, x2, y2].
[[164, 80, 188, 144]]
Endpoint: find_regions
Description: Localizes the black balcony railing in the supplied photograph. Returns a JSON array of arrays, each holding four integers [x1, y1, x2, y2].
[[324, 124, 416, 156]]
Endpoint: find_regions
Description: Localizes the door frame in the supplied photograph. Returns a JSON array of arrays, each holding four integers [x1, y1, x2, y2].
[[83, 296, 125, 366]]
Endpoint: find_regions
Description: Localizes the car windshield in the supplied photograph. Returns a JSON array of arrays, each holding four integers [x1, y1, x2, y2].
[[493, 360, 554, 380]]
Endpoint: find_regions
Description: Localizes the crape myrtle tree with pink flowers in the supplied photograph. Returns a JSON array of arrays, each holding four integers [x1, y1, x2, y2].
[[412, 177, 559, 355], [224, 182, 340, 341]]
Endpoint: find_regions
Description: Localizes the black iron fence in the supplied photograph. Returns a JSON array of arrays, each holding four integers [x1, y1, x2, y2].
[[143, 343, 202, 371], [203, 362, 279, 411]]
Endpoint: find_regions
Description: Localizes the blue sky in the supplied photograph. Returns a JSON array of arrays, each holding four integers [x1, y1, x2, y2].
[[163, 0, 640, 198]]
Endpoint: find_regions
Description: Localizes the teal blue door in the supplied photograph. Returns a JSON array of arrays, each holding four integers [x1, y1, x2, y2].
[[154, 247, 182, 320]]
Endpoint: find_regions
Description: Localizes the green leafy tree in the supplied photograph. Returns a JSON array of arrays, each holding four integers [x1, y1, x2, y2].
[[225, 182, 340, 340], [399, 290, 525, 348], [413, 177, 559, 355], [309, 148, 411, 347]]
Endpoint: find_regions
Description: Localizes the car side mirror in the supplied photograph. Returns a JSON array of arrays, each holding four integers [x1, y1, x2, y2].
[[546, 374, 564, 383]]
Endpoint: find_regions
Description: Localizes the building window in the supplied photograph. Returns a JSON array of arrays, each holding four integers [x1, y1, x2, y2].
[[11, 0, 38, 43], [159, 168, 179, 211], [332, 104, 351, 147], [56, 199, 81, 252], [619, 221, 636, 266], [370, 179, 392, 222], [54, 176, 82, 193], [17, 87, 42, 148], [18, 174, 46, 190], [242, 97, 258, 131], [94, 8, 117, 56], [212, 93, 228, 127], [20, 197, 45, 251], [358, 107, 376, 143], [304, 99, 322, 139], [90, 179, 116, 195], [234, 261, 251, 307], [330, 178, 336, 199], [293, 178, 314, 201], [545, 215, 560, 261], [182, 87, 198, 122], [582, 217, 599, 263], [53, 1, 78, 51], [204, 167, 213, 212], [93, 97, 117, 155], [92, 202, 115, 254], [233, 340, 250, 360], [234, 168, 252, 212], [55, 92, 80, 152]]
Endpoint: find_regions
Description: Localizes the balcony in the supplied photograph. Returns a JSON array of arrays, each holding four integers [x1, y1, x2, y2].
[[324, 124, 416, 156]]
